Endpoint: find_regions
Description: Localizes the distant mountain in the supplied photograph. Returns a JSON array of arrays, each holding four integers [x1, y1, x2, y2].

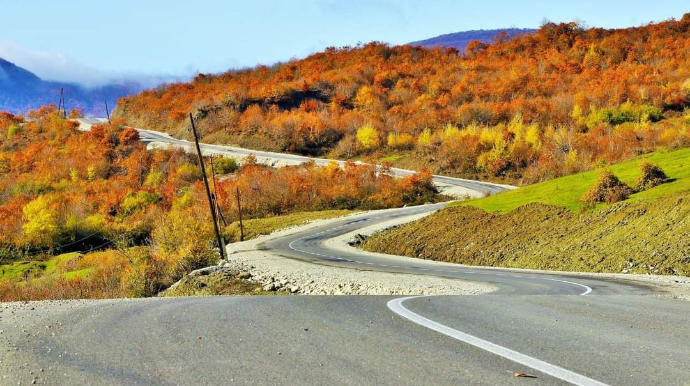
[[0, 57, 142, 116], [408, 28, 536, 51]]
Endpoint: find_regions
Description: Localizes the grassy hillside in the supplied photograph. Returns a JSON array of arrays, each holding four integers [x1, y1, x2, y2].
[[453, 148, 690, 213], [363, 148, 690, 276], [0, 252, 90, 281]]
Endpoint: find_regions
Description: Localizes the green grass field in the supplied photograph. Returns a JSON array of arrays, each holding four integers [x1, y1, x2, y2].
[[224, 209, 357, 242], [0, 252, 86, 281], [452, 148, 690, 213], [380, 154, 404, 163]]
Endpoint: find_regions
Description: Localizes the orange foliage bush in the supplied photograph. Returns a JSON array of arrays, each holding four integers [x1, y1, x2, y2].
[[116, 15, 690, 182], [581, 170, 634, 205], [0, 108, 442, 300]]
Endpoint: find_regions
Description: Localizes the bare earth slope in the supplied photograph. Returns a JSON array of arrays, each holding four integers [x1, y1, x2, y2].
[[362, 194, 690, 276]]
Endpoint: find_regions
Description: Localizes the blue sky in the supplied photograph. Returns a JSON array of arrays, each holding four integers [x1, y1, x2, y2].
[[0, 0, 687, 86]]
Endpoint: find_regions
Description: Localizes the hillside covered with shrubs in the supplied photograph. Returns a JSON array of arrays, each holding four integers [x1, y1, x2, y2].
[[116, 15, 690, 184], [0, 107, 439, 300]]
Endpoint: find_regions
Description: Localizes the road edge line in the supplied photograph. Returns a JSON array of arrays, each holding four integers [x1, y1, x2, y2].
[[387, 296, 610, 386]]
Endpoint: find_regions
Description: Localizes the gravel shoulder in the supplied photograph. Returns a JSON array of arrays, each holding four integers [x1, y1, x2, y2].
[[215, 210, 496, 296], [174, 205, 688, 300]]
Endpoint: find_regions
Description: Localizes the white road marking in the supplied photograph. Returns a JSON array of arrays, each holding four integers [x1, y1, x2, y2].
[[388, 296, 610, 386], [541, 278, 593, 296]]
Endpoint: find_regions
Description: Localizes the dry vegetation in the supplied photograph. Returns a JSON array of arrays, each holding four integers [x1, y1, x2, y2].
[[116, 15, 690, 183], [0, 108, 439, 301]]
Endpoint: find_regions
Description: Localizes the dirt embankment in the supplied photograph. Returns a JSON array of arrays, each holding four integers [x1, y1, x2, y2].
[[362, 195, 690, 276]]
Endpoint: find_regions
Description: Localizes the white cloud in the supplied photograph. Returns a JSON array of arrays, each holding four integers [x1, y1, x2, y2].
[[0, 39, 184, 88]]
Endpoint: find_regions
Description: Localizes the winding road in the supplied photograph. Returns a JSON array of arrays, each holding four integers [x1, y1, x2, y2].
[[2, 203, 688, 386], [77, 118, 514, 197], [4, 120, 686, 385]]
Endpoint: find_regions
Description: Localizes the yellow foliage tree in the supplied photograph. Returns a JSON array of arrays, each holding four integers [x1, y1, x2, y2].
[[356, 125, 380, 150], [524, 124, 542, 151], [22, 196, 60, 246], [354, 86, 381, 113], [151, 206, 216, 279], [387, 132, 415, 149], [417, 128, 433, 147]]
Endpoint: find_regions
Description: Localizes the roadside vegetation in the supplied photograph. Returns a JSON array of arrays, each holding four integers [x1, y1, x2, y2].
[[452, 148, 689, 212], [363, 148, 690, 276], [223, 209, 356, 243], [116, 15, 690, 184], [0, 107, 439, 301]]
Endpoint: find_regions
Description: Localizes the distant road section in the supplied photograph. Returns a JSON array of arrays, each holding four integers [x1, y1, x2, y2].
[[77, 118, 514, 198]]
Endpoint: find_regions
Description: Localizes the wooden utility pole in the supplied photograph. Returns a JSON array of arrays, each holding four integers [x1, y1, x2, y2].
[[104, 100, 111, 124], [189, 113, 227, 260], [236, 187, 244, 242], [138, 152, 144, 187], [58, 88, 66, 118], [209, 155, 227, 227]]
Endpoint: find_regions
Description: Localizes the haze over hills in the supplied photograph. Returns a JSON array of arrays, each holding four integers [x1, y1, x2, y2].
[[0, 57, 141, 116], [408, 28, 536, 51]]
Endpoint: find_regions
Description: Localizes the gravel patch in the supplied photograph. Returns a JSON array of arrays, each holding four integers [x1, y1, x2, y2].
[[215, 210, 496, 296]]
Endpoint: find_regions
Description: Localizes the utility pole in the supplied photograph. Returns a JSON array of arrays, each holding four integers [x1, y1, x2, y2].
[[104, 100, 111, 124], [138, 152, 144, 187], [189, 113, 227, 261], [236, 187, 244, 242], [58, 88, 66, 118], [209, 155, 227, 227]]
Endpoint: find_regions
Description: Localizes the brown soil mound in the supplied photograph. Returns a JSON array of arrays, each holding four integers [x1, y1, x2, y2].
[[362, 195, 690, 275]]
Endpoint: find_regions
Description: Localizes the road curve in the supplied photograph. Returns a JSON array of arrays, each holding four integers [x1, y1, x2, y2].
[[77, 118, 514, 197], [260, 202, 655, 296], [1, 204, 688, 385], [7, 119, 683, 385]]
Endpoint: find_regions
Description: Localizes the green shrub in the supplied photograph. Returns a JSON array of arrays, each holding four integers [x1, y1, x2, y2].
[[176, 163, 202, 182], [120, 191, 161, 215], [585, 103, 663, 128], [212, 157, 238, 174], [144, 171, 165, 188], [7, 125, 19, 138]]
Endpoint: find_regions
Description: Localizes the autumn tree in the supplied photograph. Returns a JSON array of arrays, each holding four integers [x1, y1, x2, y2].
[[22, 196, 60, 247], [68, 109, 84, 119], [356, 125, 379, 150]]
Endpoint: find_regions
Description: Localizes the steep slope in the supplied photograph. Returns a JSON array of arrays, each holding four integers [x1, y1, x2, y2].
[[453, 148, 690, 212], [362, 148, 690, 276], [408, 28, 535, 51], [0, 57, 140, 116]]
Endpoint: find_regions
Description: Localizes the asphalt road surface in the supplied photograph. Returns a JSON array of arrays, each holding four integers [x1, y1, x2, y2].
[[3, 204, 688, 386], [9, 120, 684, 385]]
